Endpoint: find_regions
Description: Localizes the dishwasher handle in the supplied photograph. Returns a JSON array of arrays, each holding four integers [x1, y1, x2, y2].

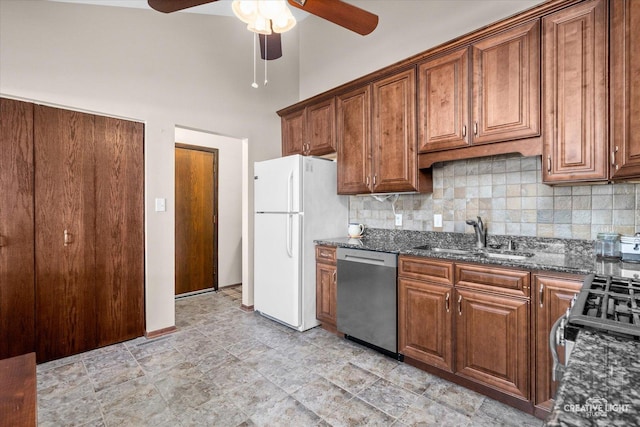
[[337, 248, 397, 268]]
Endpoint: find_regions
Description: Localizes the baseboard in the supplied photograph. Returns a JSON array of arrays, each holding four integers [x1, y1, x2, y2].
[[220, 282, 242, 288], [145, 326, 177, 339]]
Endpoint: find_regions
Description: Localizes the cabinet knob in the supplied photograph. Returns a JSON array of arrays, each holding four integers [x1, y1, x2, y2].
[[547, 156, 552, 174], [445, 292, 450, 313], [612, 146, 618, 170], [473, 122, 478, 136], [462, 125, 467, 138], [64, 229, 72, 246], [457, 294, 462, 315]]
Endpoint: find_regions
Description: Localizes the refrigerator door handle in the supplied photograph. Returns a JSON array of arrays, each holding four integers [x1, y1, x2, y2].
[[286, 214, 293, 257], [287, 170, 294, 212]]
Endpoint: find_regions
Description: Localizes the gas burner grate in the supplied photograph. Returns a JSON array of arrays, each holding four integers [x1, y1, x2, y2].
[[568, 274, 640, 337]]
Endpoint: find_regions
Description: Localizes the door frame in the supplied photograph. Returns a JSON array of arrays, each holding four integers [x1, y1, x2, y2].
[[175, 143, 219, 292]]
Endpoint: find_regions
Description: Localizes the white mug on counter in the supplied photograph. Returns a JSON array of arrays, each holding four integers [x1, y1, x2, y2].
[[348, 223, 365, 238]]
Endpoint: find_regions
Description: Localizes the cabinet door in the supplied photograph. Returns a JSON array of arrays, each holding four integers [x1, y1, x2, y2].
[[372, 68, 419, 193], [399, 278, 454, 372], [542, 0, 608, 183], [456, 289, 530, 400], [610, 0, 640, 180], [418, 49, 470, 153], [418, 49, 469, 153], [95, 116, 144, 347], [34, 105, 97, 363], [0, 98, 35, 359], [306, 98, 336, 156], [337, 85, 371, 194], [281, 109, 305, 156], [316, 261, 337, 327], [472, 20, 540, 144], [533, 274, 582, 412]]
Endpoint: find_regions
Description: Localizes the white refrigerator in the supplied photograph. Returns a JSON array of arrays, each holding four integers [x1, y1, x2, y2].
[[254, 155, 348, 331]]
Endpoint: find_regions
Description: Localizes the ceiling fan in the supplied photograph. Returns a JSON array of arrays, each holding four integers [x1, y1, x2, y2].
[[147, 0, 378, 60]]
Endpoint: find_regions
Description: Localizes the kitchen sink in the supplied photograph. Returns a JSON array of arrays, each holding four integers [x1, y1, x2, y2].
[[412, 245, 534, 260], [482, 250, 534, 260], [413, 245, 472, 255]]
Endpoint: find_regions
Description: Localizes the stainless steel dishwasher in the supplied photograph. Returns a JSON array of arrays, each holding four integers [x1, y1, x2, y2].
[[336, 247, 399, 358]]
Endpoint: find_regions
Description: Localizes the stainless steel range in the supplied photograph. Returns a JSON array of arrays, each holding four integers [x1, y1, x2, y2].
[[550, 273, 640, 382]]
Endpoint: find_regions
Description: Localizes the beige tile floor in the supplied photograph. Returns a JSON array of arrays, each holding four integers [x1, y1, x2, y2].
[[36, 285, 544, 426]]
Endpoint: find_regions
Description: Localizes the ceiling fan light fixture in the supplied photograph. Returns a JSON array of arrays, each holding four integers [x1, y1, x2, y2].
[[247, 14, 272, 35], [231, 0, 257, 24], [272, 6, 296, 33], [256, 0, 286, 20], [233, 0, 296, 35]]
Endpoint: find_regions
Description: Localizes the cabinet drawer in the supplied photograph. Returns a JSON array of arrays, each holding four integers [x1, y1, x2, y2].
[[455, 263, 530, 298], [399, 256, 454, 286], [315, 245, 337, 264]]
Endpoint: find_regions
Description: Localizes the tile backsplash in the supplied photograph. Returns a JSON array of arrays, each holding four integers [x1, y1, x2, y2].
[[349, 154, 640, 240]]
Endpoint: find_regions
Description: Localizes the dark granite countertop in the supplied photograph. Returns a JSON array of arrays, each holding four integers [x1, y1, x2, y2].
[[544, 330, 640, 426], [315, 228, 640, 277]]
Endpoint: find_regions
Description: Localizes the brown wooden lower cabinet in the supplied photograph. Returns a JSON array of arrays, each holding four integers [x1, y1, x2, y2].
[[398, 255, 535, 414], [533, 273, 583, 417], [398, 277, 454, 372], [315, 245, 338, 332], [455, 288, 530, 401]]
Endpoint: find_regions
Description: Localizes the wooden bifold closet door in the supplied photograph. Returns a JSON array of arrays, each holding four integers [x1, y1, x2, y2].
[[33, 105, 144, 362], [34, 106, 98, 360], [0, 98, 35, 360]]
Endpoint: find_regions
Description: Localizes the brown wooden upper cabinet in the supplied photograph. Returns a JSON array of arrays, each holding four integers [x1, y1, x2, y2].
[[542, 0, 609, 184], [281, 97, 336, 157], [337, 68, 429, 195], [609, 0, 640, 180], [418, 20, 540, 153]]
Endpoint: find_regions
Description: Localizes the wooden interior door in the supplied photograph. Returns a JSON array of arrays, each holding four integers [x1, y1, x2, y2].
[[95, 116, 145, 346], [0, 98, 35, 359], [175, 145, 218, 295], [34, 105, 97, 362]]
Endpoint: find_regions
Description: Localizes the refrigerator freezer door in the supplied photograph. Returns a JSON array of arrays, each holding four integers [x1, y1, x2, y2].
[[254, 212, 301, 328], [254, 155, 301, 213]]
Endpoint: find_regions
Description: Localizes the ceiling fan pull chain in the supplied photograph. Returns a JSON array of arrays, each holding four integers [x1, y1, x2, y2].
[[264, 32, 268, 86], [252, 32, 258, 88]]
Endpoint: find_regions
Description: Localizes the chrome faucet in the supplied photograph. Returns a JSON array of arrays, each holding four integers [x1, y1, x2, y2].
[[466, 216, 486, 249]]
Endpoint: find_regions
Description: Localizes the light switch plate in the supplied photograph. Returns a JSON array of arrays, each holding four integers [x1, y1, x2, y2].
[[155, 198, 166, 212], [434, 214, 443, 228], [395, 214, 402, 226]]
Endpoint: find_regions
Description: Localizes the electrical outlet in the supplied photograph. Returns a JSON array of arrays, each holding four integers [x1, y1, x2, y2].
[[395, 214, 402, 226], [434, 214, 443, 228]]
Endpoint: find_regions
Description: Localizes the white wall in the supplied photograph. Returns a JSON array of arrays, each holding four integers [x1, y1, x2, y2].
[[174, 127, 243, 288], [0, 0, 549, 335], [298, 0, 545, 99], [0, 0, 299, 332]]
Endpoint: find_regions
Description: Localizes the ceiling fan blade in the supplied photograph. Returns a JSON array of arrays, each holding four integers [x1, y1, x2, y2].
[[148, 0, 218, 14], [259, 33, 283, 61], [287, 0, 378, 35]]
